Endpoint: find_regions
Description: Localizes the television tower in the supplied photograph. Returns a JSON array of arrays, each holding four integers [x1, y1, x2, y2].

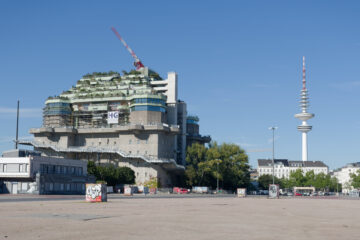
[[294, 56, 314, 161]]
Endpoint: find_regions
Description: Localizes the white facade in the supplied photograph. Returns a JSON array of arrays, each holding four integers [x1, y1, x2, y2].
[[0, 156, 87, 179], [257, 159, 328, 179], [332, 163, 360, 193], [0, 155, 88, 194]]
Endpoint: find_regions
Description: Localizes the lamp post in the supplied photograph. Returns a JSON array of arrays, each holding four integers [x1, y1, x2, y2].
[[269, 126, 277, 185], [216, 160, 219, 193]]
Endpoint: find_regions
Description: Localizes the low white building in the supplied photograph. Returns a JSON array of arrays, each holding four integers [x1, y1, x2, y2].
[[257, 159, 328, 179], [332, 162, 360, 194], [0, 149, 92, 194]]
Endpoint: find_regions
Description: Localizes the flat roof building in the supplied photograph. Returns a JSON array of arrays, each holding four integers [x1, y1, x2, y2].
[[0, 149, 91, 194]]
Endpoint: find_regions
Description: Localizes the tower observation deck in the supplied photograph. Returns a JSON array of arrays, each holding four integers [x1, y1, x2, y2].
[[294, 56, 314, 161]]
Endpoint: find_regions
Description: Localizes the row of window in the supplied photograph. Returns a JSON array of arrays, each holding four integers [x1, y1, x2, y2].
[[130, 105, 166, 112], [0, 163, 28, 173], [44, 110, 72, 115], [131, 98, 165, 105], [43, 182, 85, 192], [40, 164, 83, 176], [90, 138, 149, 146], [46, 102, 70, 107], [259, 168, 326, 173]]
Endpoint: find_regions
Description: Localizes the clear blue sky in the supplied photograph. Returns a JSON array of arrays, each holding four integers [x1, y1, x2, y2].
[[1, 0, 359, 169]]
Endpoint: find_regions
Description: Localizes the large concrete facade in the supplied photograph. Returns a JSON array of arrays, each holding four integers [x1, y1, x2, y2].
[[20, 68, 209, 187]]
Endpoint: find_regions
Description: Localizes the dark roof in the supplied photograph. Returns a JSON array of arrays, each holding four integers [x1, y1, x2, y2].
[[303, 161, 328, 168], [258, 159, 289, 167], [258, 159, 328, 168]]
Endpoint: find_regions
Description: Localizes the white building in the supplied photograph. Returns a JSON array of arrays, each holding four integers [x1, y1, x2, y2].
[[0, 149, 91, 194], [257, 159, 328, 179], [332, 162, 360, 194]]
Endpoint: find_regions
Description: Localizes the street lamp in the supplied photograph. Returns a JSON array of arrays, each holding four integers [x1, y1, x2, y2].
[[216, 160, 219, 193], [269, 126, 278, 185]]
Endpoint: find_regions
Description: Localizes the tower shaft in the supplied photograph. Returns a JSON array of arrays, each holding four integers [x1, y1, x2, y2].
[[302, 132, 307, 161]]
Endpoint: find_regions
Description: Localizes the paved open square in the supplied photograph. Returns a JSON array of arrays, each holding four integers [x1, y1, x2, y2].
[[0, 196, 359, 240]]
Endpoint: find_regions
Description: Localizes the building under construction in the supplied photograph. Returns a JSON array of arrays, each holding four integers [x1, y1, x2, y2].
[[20, 66, 210, 186]]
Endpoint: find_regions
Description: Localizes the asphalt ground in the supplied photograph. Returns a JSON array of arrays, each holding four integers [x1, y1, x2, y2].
[[0, 194, 359, 240]]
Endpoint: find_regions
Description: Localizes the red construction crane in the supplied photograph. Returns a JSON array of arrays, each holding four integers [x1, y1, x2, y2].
[[111, 27, 145, 70]]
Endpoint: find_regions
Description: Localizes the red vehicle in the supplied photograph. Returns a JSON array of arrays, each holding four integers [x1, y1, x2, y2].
[[295, 192, 302, 196], [173, 187, 189, 194]]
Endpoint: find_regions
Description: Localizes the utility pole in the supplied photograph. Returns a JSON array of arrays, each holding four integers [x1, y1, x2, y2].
[[269, 126, 277, 185], [15, 100, 19, 149]]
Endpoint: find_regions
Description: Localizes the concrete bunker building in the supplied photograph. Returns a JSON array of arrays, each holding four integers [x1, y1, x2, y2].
[[20, 68, 210, 187]]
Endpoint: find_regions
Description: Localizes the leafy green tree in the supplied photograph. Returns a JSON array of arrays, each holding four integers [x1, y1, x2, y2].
[[185, 142, 250, 190], [258, 174, 283, 189], [277, 169, 340, 192], [350, 170, 360, 188], [185, 143, 207, 186], [87, 161, 135, 186]]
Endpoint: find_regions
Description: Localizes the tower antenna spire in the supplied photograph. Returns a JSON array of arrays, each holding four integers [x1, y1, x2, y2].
[[302, 56, 306, 90]]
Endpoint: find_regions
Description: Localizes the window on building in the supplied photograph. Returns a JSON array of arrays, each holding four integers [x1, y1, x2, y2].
[[129, 139, 132, 144], [137, 139, 140, 144]]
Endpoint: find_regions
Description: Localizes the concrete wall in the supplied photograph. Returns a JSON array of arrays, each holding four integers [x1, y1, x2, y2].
[[129, 111, 165, 125]]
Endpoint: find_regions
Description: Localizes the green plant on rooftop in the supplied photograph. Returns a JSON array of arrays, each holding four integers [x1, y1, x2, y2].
[[82, 71, 119, 78], [128, 69, 141, 75]]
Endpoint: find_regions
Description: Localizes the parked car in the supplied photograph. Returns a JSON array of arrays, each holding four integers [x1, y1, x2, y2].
[[295, 192, 302, 196], [173, 187, 189, 194]]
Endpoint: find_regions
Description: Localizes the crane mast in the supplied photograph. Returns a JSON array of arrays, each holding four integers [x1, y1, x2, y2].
[[111, 27, 145, 70]]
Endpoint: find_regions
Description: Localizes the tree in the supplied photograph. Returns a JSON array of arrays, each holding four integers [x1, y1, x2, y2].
[[350, 170, 360, 189], [87, 161, 135, 186], [185, 143, 207, 186], [258, 174, 282, 190], [185, 142, 250, 190]]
